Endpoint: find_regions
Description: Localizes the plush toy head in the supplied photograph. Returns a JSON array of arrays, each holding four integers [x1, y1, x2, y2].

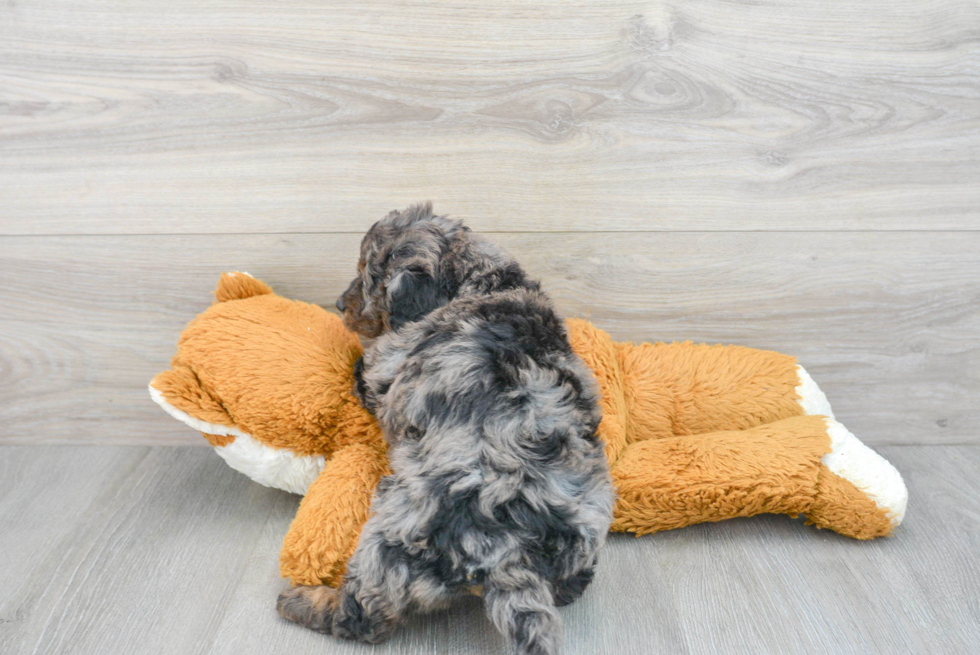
[[150, 273, 384, 494]]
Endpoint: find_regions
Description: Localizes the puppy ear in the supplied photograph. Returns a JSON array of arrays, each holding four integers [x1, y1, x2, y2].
[[386, 265, 443, 331]]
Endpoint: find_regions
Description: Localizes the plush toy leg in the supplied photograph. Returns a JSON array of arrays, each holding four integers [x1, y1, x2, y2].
[[566, 320, 833, 460], [280, 443, 390, 587], [610, 415, 905, 539], [614, 341, 808, 442], [807, 418, 907, 537], [793, 369, 908, 534]]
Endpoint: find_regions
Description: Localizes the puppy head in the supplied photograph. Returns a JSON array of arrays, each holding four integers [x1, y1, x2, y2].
[[337, 203, 466, 337]]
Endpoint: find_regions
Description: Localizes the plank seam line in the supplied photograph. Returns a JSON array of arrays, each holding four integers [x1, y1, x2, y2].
[[3, 230, 980, 238]]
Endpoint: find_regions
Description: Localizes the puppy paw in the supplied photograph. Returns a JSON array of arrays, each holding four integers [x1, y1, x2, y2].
[[277, 585, 339, 634]]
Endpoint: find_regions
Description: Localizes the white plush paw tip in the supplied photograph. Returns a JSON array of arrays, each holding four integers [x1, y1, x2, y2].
[[795, 365, 835, 419], [822, 419, 908, 526]]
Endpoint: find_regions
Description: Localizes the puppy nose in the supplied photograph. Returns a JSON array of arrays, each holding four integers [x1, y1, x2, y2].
[[336, 295, 346, 312]]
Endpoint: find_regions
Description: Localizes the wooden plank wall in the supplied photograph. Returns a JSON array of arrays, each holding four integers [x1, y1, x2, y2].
[[1, 0, 978, 446]]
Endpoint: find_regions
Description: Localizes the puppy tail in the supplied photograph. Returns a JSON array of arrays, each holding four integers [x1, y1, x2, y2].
[[484, 567, 563, 655], [277, 585, 339, 634]]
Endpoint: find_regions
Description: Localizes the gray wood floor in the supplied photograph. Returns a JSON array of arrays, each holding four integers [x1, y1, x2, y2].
[[1, 445, 978, 655], [2, 1, 979, 653]]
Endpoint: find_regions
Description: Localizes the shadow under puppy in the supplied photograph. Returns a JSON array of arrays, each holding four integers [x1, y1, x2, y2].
[[278, 204, 614, 655]]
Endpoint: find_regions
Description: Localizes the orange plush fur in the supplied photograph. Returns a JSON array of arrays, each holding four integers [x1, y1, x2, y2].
[[151, 274, 904, 587]]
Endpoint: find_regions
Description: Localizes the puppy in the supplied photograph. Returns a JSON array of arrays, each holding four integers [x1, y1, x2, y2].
[[278, 204, 614, 655]]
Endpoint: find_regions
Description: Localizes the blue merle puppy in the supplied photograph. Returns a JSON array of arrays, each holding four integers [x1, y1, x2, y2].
[[277, 204, 614, 655]]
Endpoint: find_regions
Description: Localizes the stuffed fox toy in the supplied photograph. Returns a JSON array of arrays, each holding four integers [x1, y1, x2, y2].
[[150, 273, 907, 587]]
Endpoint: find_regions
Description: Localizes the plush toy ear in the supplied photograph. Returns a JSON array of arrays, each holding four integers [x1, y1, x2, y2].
[[214, 271, 273, 303], [386, 264, 443, 332]]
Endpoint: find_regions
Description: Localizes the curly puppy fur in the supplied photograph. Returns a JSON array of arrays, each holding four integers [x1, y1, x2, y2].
[[278, 204, 614, 655]]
